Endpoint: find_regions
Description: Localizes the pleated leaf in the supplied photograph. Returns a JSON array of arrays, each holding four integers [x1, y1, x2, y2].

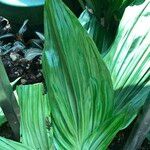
[[0, 137, 33, 150], [43, 0, 114, 149], [81, 113, 126, 149], [16, 83, 53, 150], [104, 0, 150, 128]]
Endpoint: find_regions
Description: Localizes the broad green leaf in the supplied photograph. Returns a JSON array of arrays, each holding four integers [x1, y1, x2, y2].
[[0, 137, 33, 150], [104, 0, 150, 128], [82, 113, 125, 149], [43, 0, 114, 149], [16, 84, 53, 150]]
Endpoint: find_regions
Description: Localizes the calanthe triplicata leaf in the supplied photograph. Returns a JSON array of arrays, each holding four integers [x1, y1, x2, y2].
[[43, 0, 114, 149], [104, 0, 150, 128], [17, 84, 53, 150]]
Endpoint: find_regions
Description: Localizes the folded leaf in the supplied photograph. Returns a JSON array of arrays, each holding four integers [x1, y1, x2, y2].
[[43, 0, 114, 149], [104, 0, 150, 128], [17, 84, 53, 150]]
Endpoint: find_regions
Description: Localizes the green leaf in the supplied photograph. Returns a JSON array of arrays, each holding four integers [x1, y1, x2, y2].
[[82, 113, 125, 149], [104, 0, 150, 128], [0, 137, 33, 150], [43, 0, 114, 149], [16, 83, 53, 150]]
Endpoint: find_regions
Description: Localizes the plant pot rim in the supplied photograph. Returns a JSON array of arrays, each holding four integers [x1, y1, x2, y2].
[[0, 0, 45, 7]]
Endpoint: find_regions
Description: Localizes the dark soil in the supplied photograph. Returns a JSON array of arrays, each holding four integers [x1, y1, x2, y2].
[[0, 17, 44, 84], [2, 54, 43, 84]]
